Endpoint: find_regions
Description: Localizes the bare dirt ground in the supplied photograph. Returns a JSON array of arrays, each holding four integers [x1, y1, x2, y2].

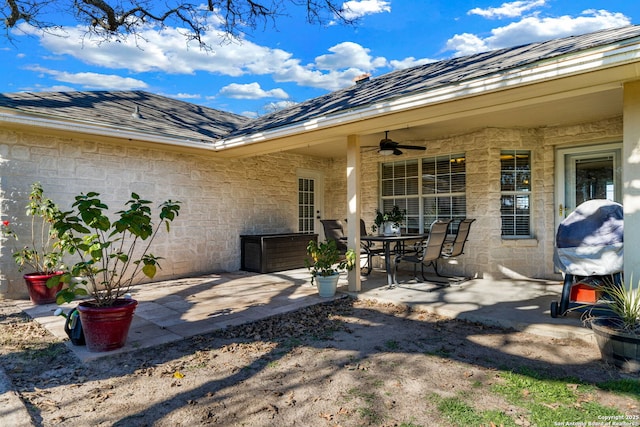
[[1, 297, 638, 427]]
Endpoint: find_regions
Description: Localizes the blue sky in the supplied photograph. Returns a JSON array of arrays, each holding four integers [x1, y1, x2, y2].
[[1, 0, 638, 118]]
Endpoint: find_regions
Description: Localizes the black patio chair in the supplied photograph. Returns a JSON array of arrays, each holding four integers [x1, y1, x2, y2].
[[393, 219, 451, 285], [321, 219, 383, 276], [320, 219, 348, 253]]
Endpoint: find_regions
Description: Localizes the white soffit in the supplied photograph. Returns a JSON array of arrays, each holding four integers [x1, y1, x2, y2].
[[214, 37, 640, 152]]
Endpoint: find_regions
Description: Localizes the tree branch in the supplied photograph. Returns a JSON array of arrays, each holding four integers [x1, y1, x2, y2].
[[2, 0, 353, 48]]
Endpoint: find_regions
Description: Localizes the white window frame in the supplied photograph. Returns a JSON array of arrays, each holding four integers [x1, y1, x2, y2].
[[500, 150, 532, 238], [379, 154, 466, 234]]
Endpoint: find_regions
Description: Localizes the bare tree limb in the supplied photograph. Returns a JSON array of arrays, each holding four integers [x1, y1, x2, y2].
[[2, 0, 354, 47]]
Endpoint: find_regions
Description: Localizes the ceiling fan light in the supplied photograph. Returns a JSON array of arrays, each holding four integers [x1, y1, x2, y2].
[[378, 148, 395, 156]]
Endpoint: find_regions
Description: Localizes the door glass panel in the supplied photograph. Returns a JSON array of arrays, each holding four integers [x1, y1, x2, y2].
[[574, 156, 614, 205], [298, 177, 315, 233], [563, 148, 621, 216]]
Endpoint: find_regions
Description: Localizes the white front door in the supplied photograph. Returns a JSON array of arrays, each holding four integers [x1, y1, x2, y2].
[[297, 170, 324, 235], [555, 143, 622, 228]]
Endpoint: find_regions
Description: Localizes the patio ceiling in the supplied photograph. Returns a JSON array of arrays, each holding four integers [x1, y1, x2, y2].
[[288, 85, 623, 158], [212, 26, 640, 160], [213, 68, 626, 159]]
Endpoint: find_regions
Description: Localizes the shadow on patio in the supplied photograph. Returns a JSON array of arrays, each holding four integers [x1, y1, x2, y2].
[[16, 267, 589, 363]]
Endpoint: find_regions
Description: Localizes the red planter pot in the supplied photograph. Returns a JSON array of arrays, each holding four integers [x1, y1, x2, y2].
[[23, 272, 63, 305], [77, 299, 138, 352]]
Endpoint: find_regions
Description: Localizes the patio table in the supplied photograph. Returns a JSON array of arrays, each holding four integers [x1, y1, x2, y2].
[[360, 234, 426, 288]]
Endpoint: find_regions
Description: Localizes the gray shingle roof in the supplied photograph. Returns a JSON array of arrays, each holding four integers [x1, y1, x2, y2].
[[227, 24, 640, 138], [1, 25, 639, 145], [0, 90, 250, 143]]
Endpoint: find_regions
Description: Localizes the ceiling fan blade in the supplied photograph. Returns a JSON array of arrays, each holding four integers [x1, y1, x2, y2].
[[378, 132, 426, 155], [396, 144, 426, 151]]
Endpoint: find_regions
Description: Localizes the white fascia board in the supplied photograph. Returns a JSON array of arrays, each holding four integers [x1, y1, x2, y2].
[[0, 111, 218, 152], [215, 39, 640, 151]]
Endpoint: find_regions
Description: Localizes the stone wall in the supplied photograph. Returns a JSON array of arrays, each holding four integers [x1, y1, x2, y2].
[[0, 128, 330, 299], [0, 115, 625, 298], [322, 117, 624, 280]]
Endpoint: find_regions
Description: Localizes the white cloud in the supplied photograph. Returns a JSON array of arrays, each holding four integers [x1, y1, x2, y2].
[[341, 0, 391, 20], [19, 22, 390, 92], [219, 82, 289, 99], [18, 23, 386, 90], [444, 33, 488, 57], [264, 100, 298, 111], [315, 42, 386, 70], [173, 93, 201, 99], [240, 110, 258, 118], [446, 9, 631, 56], [468, 0, 547, 19], [24, 65, 148, 90], [33, 84, 77, 92], [389, 57, 435, 70]]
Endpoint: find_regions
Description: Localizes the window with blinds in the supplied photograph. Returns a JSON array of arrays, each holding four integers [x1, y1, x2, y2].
[[500, 151, 531, 237], [380, 154, 466, 234]]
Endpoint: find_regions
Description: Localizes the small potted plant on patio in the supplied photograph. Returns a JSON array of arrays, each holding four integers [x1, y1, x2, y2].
[[372, 205, 406, 236], [1, 182, 65, 304], [585, 276, 640, 372], [47, 191, 181, 352], [305, 239, 356, 297]]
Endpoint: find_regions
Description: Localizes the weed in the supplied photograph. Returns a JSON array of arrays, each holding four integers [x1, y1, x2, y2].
[[425, 345, 452, 357], [357, 406, 383, 424], [492, 369, 623, 425], [597, 378, 640, 398], [432, 394, 516, 426], [385, 340, 400, 350]]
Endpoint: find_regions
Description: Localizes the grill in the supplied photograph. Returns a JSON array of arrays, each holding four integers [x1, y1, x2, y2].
[[550, 199, 623, 318]]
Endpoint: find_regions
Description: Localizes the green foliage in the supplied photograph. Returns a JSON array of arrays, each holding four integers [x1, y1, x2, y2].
[[597, 378, 640, 398], [372, 205, 406, 231], [431, 394, 516, 427], [48, 192, 181, 307], [595, 276, 640, 334], [1, 182, 64, 274], [492, 369, 622, 425], [305, 239, 356, 285]]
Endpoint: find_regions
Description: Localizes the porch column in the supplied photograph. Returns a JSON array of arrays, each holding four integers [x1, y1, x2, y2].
[[346, 134, 362, 292], [623, 80, 640, 285]]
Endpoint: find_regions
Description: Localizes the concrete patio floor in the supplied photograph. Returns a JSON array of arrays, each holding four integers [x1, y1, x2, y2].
[[15, 268, 591, 362]]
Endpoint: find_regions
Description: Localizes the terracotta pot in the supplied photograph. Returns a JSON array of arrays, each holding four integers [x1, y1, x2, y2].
[[591, 317, 640, 373], [315, 274, 339, 298], [78, 299, 138, 352], [23, 272, 63, 305]]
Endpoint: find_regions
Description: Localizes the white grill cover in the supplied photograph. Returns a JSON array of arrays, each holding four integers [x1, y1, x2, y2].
[[553, 199, 623, 276]]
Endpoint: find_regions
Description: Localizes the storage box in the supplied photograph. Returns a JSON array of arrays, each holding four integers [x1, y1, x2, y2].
[[240, 233, 317, 273]]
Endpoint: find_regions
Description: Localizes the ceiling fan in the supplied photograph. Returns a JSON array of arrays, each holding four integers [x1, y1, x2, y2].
[[378, 131, 427, 156]]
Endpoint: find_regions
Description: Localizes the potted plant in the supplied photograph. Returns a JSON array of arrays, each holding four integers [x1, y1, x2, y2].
[[372, 205, 406, 236], [305, 239, 356, 297], [585, 276, 640, 373], [1, 182, 65, 304], [47, 191, 181, 352]]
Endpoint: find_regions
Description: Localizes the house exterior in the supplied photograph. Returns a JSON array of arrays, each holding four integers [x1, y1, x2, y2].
[[2, 25, 640, 299]]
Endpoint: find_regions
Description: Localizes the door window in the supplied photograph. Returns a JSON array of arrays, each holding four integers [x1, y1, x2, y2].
[[558, 145, 622, 220], [298, 177, 315, 233]]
